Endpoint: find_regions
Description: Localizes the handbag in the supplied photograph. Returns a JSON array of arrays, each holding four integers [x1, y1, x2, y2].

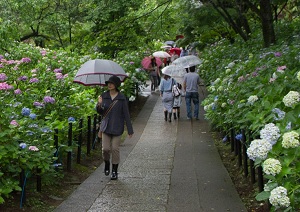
[[98, 100, 118, 138], [172, 79, 181, 97]]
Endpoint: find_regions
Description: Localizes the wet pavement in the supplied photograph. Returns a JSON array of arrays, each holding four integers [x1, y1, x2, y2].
[[54, 83, 247, 212]]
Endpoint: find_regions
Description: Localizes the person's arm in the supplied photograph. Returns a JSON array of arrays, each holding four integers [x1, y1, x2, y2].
[[183, 76, 187, 91]]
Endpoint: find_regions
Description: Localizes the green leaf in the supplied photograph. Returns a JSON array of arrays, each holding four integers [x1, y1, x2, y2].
[[255, 191, 270, 201]]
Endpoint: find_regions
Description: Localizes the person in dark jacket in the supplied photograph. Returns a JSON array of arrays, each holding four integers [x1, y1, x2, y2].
[[96, 76, 134, 180]]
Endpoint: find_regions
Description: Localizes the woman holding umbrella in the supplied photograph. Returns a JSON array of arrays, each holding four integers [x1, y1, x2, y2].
[[96, 76, 134, 180], [160, 72, 177, 122]]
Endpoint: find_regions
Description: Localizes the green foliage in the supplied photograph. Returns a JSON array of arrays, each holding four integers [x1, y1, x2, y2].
[[200, 18, 300, 210]]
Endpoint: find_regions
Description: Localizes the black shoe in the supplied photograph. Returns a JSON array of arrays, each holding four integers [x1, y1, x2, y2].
[[111, 164, 118, 180], [111, 171, 118, 180], [104, 161, 110, 176]]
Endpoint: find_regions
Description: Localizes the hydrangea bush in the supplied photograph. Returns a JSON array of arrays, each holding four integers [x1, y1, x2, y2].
[[0, 42, 148, 203], [200, 20, 300, 210]]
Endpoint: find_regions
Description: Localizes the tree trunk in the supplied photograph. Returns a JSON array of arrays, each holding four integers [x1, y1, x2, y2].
[[260, 0, 276, 47]]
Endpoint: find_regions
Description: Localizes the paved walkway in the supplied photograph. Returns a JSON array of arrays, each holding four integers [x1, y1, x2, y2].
[[55, 85, 247, 212]]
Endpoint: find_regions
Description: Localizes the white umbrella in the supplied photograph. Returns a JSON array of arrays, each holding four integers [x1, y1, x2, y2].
[[153, 51, 171, 58], [172, 55, 202, 68], [73, 59, 127, 86], [161, 65, 186, 77]]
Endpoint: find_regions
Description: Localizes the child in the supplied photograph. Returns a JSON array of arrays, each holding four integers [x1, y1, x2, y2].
[[172, 83, 182, 119]]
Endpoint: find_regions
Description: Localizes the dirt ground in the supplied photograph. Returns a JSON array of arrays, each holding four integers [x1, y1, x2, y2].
[[0, 95, 268, 211]]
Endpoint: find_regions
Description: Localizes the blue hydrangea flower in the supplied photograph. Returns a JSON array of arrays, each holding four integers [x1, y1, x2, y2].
[[21, 107, 31, 116], [29, 113, 37, 120], [41, 127, 52, 133], [27, 131, 35, 136], [19, 143, 27, 149], [235, 133, 243, 140], [68, 117, 76, 122], [222, 135, 228, 143]]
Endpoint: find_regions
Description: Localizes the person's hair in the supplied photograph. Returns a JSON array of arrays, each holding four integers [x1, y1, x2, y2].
[[189, 66, 196, 72], [164, 75, 170, 80]]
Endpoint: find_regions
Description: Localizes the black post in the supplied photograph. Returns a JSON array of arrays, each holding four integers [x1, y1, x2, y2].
[[36, 168, 41, 192], [250, 160, 256, 184], [257, 166, 264, 192], [230, 129, 234, 152], [20, 169, 26, 204], [92, 114, 97, 149], [237, 133, 242, 167], [67, 122, 72, 171], [87, 116, 91, 155], [54, 128, 59, 163], [234, 130, 238, 156], [77, 118, 83, 164], [242, 130, 248, 177]]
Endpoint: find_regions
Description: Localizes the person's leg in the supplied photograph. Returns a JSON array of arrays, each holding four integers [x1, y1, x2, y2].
[[111, 135, 122, 180], [185, 92, 192, 119], [150, 76, 155, 91], [102, 133, 111, 175], [192, 92, 200, 119], [153, 76, 158, 89]]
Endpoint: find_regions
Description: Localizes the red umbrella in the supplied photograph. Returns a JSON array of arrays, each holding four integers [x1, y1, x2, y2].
[[141, 56, 162, 70], [170, 48, 181, 56]]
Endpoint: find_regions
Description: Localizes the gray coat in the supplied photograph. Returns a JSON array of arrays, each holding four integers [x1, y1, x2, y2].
[[96, 91, 133, 136]]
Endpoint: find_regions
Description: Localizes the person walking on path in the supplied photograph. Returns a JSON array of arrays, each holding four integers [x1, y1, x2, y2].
[[96, 76, 134, 180], [149, 56, 160, 91], [183, 66, 200, 120], [160, 74, 177, 122], [172, 83, 182, 119]]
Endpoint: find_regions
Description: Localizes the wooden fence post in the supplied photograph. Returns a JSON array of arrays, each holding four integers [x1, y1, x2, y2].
[[242, 130, 248, 177], [36, 168, 41, 192]]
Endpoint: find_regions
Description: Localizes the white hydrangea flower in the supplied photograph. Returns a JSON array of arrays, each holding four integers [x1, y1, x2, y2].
[[260, 123, 281, 145], [225, 68, 231, 74], [227, 62, 235, 68], [213, 78, 221, 84], [282, 91, 300, 107], [129, 96, 136, 102], [247, 95, 258, 105], [269, 186, 290, 208], [282, 131, 300, 148], [263, 158, 282, 176], [247, 139, 272, 161], [297, 71, 300, 81], [221, 103, 227, 108]]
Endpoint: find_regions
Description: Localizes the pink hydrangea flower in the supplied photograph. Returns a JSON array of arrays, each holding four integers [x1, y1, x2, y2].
[[29, 146, 39, 151], [0, 82, 13, 90], [10, 120, 19, 126]]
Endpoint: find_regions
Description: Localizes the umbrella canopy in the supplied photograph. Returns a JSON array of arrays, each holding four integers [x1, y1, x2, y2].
[[172, 55, 202, 68], [162, 65, 186, 77], [164, 40, 175, 47], [161, 45, 172, 49], [153, 51, 171, 58], [141, 56, 162, 70], [73, 59, 127, 86], [170, 47, 181, 56]]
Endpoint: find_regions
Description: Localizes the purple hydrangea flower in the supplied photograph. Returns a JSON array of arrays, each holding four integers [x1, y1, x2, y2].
[[29, 78, 39, 83], [0, 73, 7, 81], [44, 96, 55, 104], [274, 52, 282, 57], [33, 101, 45, 107], [0, 82, 13, 90], [21, 57, 31, 63], [18, 76, 28, 81], [14, 89, 22, 94], [53, 68, 62, 73]]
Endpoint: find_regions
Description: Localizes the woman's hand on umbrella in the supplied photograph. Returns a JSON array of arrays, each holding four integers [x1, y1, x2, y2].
[[98, 95, 102, 104]]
